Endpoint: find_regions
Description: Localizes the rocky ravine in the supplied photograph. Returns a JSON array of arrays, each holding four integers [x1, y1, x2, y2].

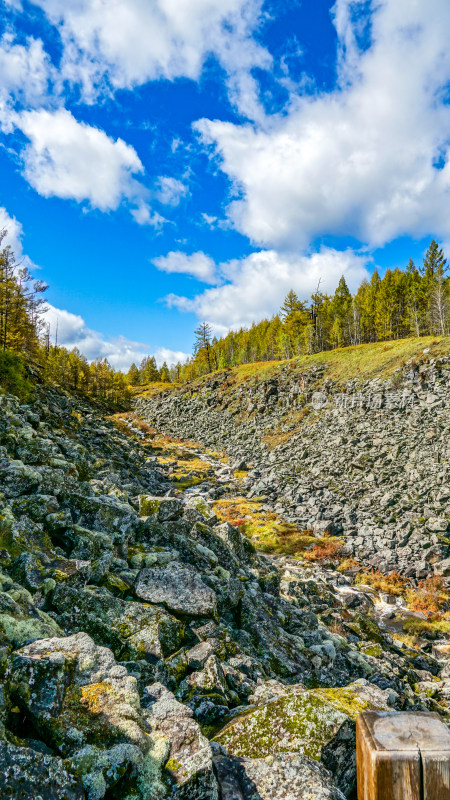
[[0, 366, 449, 800], [136, 349, 450, 579]]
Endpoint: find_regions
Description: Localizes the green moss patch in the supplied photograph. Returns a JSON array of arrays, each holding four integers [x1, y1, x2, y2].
[[213, 687, 376, 760]]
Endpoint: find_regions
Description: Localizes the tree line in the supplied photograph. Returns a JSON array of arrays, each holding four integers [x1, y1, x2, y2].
[[125, 356, 173, 386], [176, 239, 449, 380], [0, 231, 129, 408], [2, 228, 448, 397]]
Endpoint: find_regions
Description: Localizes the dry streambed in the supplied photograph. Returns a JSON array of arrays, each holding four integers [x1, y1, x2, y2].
[[116, 413, 450, 705], [114, 411, 450, 657]]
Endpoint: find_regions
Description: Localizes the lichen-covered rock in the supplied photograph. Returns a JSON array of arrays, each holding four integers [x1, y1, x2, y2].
[[212, 747, 345, 800], [52, 584, 186, 662], [214, 522, 254, 564], [177, 655, 229, 724], [8, 632, 165, 799], [186, 641, 214, 670], [144, 682, 218, 800], [67, 494, 139, 542], [0, 461, 42, 498], [11, 493, 60, 521], [0, 740, 85, 800], [135, 564, 217, 617], [213, 681, 393, 795], [0, 589, 63, 649], [185, 495, 217, 525], [70, 527, 115, 561], [11, 553, 91, 593], [139, 495, 184, 521]]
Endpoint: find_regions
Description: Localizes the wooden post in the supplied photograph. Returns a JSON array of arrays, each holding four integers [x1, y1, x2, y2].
[[357, 712, 450, 800]]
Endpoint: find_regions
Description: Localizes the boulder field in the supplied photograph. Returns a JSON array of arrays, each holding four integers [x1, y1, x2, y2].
[[136, 349, 450, 579], [0, 349, 448, 799]]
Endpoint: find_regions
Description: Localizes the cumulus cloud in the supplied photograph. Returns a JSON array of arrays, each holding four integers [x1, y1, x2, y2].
[[17, 108, 149, 215], [0, 33, 52, 110], [153, 251, 217, 284], [165, 246, 370, 333], [29, 0, 270, 117], [196, 0, 450, 249], [43, 303, 189, 370]]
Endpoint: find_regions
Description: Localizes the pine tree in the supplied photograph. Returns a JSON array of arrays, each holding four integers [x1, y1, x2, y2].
[[280, 290, 308, 356], [280, 290, 301, 320], [309, 285, 330, 353], [140, 356, 159, 383], [0, 231, 46, 354], [329, 276, 352, 348], [421, 239, 446, 280], [194, 322, 213, 372], [159, 361, 171, 382], [357, 271, 380, 342], [126, 363, 141, 385], [405, 259, 425, 336]]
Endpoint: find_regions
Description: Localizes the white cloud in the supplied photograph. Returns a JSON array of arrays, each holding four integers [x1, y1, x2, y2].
[[131, 205, 167, 228], [0, 205, 38, 272], [196, 0, 450, 249], [30, 0, 270, 117], [43, 303, 188, 370], [0, 33, 52, 109], [17, 108, 148, 214], [0, 206, 26, 259], [155, 176, 188, 207], [153, 346, 190, 367], [153, 251, 217, 284], [201, 213, 218, 228], [165, 246, 370, 333]]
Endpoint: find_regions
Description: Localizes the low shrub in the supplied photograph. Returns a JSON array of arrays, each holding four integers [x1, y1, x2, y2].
[[406, 576, 448, 616], [303, 538, 342, 562], [354, 569, 407, 596]]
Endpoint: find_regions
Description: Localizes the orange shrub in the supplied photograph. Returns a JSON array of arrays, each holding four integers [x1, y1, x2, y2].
[[354, 569, 407, 596], [406, 576, 448, 616], [303, 539, 342, 562]]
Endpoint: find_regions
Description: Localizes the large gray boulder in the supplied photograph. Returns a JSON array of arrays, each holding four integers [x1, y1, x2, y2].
[[135, 564, 217, 617], [139, 495, 184, 522], [213, 681, 393, 796], [213, 747, 345, 800]]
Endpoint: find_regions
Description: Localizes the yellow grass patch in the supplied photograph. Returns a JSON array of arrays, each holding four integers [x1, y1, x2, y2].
[[213, 496, 340, 558]]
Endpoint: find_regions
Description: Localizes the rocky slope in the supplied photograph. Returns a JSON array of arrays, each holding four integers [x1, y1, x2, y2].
[[0, 349, 449, 800], [136, 342, 450, 580]]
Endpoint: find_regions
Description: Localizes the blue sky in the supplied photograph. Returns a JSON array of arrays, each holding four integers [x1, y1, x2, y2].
[[1, 0, 450, 369]]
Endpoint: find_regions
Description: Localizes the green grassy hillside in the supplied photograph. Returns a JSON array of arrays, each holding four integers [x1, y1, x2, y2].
[[137, 335, 450, 398]]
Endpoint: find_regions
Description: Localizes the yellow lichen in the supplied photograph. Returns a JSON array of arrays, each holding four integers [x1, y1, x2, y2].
[[80, 682, 116, 715]]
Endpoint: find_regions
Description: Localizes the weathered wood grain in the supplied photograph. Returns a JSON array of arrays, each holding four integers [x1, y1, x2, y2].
[[356, 711, 450, 800]]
